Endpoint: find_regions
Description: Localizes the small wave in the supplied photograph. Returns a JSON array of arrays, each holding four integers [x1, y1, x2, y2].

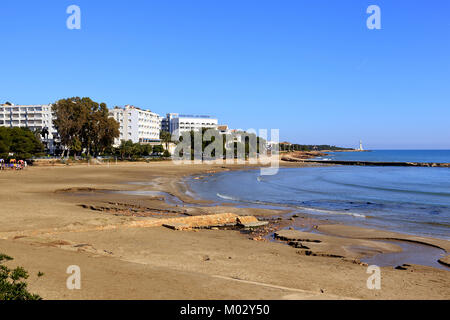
[[215, 192, 366, 218], [215, 193, 277, 207], [185, 190, 196, 198], [295, 205, 366, 218], [216, 193, 240, 201]]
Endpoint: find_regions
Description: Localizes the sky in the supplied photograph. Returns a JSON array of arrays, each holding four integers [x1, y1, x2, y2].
[[0, 0, 449, 149]]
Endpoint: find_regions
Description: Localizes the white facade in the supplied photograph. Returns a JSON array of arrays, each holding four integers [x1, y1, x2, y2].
[[0, 104, 58, 152], [167, 113, 218, 136], [109, 105, 161, 146]]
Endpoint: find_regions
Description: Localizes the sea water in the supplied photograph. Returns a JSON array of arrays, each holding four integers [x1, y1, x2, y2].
[[189, 151, 450, 240], [314, 149, 450, 163]]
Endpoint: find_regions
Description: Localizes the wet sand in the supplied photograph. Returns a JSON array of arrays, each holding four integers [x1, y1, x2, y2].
[[0, 161, 449, 299]]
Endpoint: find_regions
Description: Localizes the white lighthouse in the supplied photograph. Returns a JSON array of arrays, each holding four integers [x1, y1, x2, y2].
[[358, 140, 364, 151]]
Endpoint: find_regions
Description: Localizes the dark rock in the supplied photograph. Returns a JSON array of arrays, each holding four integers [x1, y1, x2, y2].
[[395, 265, 407, 270], [288, 241, 310, 249]]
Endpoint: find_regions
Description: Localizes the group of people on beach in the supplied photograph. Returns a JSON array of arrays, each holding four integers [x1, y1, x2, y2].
[[0, 159, 27, 170]]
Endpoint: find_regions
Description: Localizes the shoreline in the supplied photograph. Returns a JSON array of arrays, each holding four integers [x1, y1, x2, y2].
[[0, 161, 448, 299], [175, 164, 450, 267], [181, 163, 450, 241]]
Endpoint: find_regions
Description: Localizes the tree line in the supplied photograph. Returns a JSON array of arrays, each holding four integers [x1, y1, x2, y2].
[[175, 128, 267, 160], [280, 144, 352, 152], [114, 140, 169, 160]]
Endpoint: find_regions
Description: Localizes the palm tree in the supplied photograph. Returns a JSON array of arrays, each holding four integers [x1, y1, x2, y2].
[[160, 130, 172, 152]]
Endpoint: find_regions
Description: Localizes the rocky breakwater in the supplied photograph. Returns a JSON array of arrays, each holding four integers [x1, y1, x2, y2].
[[281, 151, 327, 162]]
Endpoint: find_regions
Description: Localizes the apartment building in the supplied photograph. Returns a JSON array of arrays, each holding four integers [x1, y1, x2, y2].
[[163, 113, 218, 137], [0, 103, 58, 152], [109, 105, 161, 146]]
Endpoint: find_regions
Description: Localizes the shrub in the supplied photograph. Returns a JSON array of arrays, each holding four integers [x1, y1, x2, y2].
[[0, 253, 42, 300]]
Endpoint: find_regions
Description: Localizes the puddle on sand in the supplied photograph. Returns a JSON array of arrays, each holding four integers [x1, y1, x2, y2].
[[361, 240, 449, 271]]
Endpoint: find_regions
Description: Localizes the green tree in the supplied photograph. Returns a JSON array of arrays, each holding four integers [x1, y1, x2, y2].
[[71, 137, 83, 156], [0, 127, 44, 159], [0, 128, 12, 156], [87, 103, 120, 156], [52, 97, 119, 158], [52, 97, 89, 157], [118, 140, 134, 160]]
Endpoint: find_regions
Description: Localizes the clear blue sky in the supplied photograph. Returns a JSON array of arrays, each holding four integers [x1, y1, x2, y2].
[[1, 0, 449, 149]]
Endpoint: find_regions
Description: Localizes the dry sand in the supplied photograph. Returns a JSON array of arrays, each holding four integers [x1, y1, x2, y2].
[[0, 161, 448, 299]]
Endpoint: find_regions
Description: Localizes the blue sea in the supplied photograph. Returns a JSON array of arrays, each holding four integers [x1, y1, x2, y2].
[[189, 150, 450, 240], [314, 149, 450, 163]]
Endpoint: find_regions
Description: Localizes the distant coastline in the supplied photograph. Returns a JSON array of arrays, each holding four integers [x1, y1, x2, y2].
[[282, 149, 450, 167]]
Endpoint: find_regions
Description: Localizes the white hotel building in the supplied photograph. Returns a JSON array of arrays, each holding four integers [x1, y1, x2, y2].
[[109, 105, 161, 146], [0, 103, 58, 152], [162, 113, 218, 137]]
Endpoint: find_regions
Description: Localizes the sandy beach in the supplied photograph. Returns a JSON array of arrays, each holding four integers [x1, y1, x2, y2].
[[0, 161, 449, 300]]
